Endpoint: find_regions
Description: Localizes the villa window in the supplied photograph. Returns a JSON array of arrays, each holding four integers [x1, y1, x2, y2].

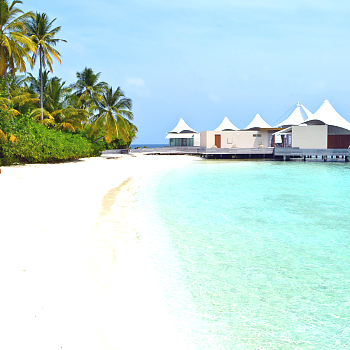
[[170, 137, 194, 147]]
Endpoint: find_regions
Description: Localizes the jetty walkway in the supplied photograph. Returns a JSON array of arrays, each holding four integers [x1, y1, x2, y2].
[[102, 146, 350, 161]]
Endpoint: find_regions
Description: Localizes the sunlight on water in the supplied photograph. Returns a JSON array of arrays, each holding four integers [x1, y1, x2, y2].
[[135, 160, 350, 349]]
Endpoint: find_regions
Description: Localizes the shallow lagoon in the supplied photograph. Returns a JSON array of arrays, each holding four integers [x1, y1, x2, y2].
[[135, 160, 350, 349]]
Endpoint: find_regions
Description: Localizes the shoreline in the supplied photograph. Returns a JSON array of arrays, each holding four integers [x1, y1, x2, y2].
[[0, 155, 199, 350]]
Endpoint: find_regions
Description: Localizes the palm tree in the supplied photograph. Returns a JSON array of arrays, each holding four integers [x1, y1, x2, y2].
[[0, 0, 35, 96], [71, 67, 107, 110], [89, 86, 137, 143], [25, 12, 66, 120], [45, 76, 87, 131], [5, 73, 39, 114], [27, 72, 87, 130], [27, 70, 49, 96]]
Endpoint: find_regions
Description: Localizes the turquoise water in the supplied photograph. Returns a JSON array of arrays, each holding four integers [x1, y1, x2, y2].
[[135, 160, 350, 349]]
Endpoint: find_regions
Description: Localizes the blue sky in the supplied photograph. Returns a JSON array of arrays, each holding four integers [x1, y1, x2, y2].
[[24, 0, 350, 143]]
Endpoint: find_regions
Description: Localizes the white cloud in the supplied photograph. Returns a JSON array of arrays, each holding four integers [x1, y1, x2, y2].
[[126, 77, 145, 88], [208, 93, 222, 103], [125, 77, 151, 98]]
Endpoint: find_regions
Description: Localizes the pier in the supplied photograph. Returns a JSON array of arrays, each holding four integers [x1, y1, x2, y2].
[[274, 147, 350, 162], [102, 146, 350, 161]]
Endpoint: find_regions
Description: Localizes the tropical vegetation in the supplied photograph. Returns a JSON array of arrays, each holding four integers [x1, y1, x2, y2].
[[0, 0, 138, 166]]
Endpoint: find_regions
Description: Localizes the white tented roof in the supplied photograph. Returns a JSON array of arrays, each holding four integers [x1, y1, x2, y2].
[[214, 116, 238, 131], [168, 118, 198, 134], [303, 100, 350, 131], [245, 114, 271, 130], [275, 103, 313, 128]]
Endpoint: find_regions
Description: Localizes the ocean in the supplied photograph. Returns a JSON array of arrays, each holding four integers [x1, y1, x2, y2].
[[132, 160, 350, 349], [130, 143, 168, 149]]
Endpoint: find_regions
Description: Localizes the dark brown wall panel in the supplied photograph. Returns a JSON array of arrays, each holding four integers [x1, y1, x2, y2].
[[328, 135, 350, 149]]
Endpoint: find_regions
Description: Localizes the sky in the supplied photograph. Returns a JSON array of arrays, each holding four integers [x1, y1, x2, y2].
[[23, 0, 350, 143]]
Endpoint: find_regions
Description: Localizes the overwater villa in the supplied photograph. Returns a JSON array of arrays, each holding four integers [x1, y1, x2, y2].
[[273, 103, 314, 146], [166, 118, 200, 146], [156, 100, 350, 161], [275, 103, 313, 128], [200, 114, 280, 148], [275, 100, 350, 149]]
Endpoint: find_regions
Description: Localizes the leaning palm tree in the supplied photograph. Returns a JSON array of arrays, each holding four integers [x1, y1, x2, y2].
[[89, 86, 137, 143], [71, 67, 107, 110], [0, 0, 35, 96], [25, 12, 66, 120]]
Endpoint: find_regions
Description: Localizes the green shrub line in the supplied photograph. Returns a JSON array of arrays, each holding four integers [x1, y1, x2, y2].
[[0, 112, 99, 166]]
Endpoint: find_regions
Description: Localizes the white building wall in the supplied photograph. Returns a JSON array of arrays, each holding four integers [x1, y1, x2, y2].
[[200, 130, 270, 148], [200, 131, 208, 148], [292, 125, 328, 149], [193, 133, 200, 146]]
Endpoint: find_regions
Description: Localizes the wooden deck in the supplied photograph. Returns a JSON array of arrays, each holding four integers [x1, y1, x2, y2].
[[102, 147, 350, 161], [103, 146, 199, 155], [102, 146, 350, 161], [103, 146, 273, 159], [274, 147, 350, 161]]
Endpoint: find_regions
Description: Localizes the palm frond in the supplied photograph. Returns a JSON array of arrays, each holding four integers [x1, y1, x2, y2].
[[88, 85, 136, 143], [0, 129, 7, 143]]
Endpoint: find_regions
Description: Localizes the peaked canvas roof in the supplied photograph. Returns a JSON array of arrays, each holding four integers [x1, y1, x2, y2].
[[214, 117, 238, 131], [245, 114, 271, 130], [275, 103, 313, 128], [168, 118, 198, 133], [303, 100, 350, 131]]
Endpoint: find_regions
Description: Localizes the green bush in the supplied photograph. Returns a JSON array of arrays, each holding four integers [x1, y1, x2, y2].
[[77, 125, 132, 154], [0, 112, 96, 165]]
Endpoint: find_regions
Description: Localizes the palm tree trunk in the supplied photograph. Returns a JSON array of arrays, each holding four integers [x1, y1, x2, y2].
[[39, 48, 44, 121], [3, 67, 10, 98], [92, 136, 105, 143]]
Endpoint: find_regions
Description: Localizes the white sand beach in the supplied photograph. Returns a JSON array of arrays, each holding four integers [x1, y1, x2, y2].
[[0, 155, 198, 350]]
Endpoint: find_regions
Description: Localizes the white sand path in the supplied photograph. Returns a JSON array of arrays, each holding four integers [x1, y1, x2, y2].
[[0, 155, 199, 350]]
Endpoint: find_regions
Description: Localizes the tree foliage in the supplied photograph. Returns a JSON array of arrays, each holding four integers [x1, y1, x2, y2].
[[70, 67, 107, 110], [0, 1, 138, 166], [0, 0, 35, 94], [0, 111, 95, 165], [89, 86, 137, 143], [26, 12, 66, 119]]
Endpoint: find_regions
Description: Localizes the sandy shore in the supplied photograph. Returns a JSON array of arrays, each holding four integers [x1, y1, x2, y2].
[[0, 155, 199, 350]]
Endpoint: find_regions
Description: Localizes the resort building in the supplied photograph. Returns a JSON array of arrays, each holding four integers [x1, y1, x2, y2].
[[166, 118, 200, 146], [275, 100, 350, 149], [273, 103, 314, 146], [200, 114, 279, 149], [163, 100, 350, 154], [275, 103, 313, 128]]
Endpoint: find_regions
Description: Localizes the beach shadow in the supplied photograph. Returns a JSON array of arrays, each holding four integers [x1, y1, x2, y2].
[[99, 178, 132, 217]]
